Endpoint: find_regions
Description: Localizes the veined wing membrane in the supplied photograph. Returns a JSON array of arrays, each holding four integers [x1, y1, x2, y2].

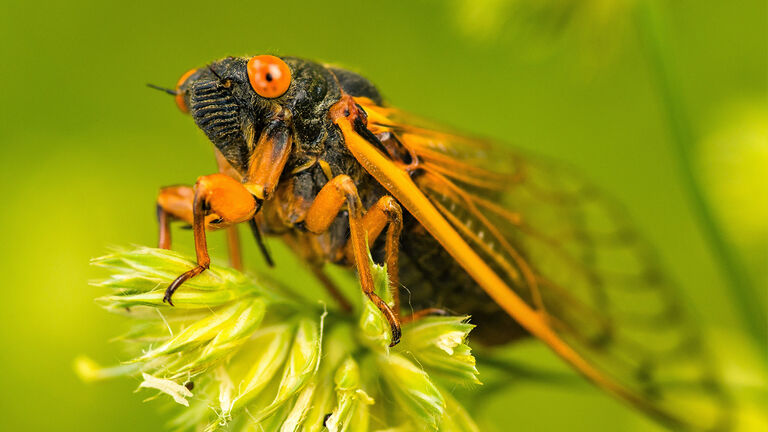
[[356, 100, 731, 431]]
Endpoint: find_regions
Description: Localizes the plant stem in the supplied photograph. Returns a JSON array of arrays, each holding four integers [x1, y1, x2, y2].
[[635, 1, 766, 357]]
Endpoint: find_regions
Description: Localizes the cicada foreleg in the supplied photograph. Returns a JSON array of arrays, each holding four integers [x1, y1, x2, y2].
[[156, 185, 195, 250], [160, 174, 258, 305], [156, 184, 246, 271], [304, 174, 402, 346]]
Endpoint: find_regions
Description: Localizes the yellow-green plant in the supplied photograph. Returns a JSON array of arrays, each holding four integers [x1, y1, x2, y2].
[[77, 247, 479, 431]]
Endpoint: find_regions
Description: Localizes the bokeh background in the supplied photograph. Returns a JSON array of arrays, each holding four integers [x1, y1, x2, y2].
[[0, 0, 765, 430]]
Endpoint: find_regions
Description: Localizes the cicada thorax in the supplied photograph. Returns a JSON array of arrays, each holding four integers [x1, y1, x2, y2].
[[254, 69, 390, 262], [259, 154, 384, 260], [257, 65, 528, 345]]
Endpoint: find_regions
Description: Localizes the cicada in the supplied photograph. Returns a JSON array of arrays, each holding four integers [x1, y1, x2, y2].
[[150, 55, 730, 430]]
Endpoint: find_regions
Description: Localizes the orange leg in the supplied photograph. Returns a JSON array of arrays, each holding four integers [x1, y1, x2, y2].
[[225, 226, 243, 271], [347, 195, 403, 316], [304, 175, 402, 346], [156, 185, 246, 270], [156, 186, 195, 249], [157, 204, 172, 250], [215, 150, 252, 271], [161, 174, 257, 305]]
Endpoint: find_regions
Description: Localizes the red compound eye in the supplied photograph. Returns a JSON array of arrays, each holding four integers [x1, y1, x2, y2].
[[247, 55, 291, 98]]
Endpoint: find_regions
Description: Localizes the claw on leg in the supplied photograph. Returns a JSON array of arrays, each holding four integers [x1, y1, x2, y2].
[[164, 265, 208, 305]]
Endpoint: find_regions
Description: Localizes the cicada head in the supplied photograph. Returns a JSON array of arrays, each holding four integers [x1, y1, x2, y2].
[[171, 56, 339, 173]]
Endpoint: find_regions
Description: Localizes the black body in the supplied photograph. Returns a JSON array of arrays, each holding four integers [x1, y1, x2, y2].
[[181, 56, 520, 344]]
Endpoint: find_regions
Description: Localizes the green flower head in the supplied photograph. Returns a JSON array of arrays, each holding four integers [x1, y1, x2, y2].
[[77, 247, 480, 431]]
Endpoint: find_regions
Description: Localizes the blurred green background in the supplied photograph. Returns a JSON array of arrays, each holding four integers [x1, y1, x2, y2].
[[0, 0, 765, 430]]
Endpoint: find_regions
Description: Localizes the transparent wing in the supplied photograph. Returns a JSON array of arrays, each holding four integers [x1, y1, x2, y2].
[[358, 99, 732, 431]]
